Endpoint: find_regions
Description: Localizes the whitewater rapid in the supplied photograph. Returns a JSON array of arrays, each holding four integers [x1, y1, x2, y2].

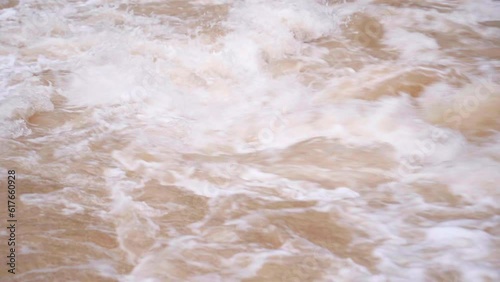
[[0, 0, 499, 281]]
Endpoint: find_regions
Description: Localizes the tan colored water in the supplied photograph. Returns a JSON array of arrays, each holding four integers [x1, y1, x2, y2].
[[0, 0, 499, 281]]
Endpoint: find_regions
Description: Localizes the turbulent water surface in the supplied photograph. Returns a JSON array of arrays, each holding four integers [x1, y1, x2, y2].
[[0, 0, 499, 281]]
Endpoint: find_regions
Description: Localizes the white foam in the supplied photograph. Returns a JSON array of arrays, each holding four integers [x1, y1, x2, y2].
[[383, 28, 440, 62], [2, 0, 499, 281]]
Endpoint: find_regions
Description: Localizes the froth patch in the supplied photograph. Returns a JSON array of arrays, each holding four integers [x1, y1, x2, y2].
[[63, 64, 139, 107], [383, 28, 440, 61], [226, 0, 336, 59]]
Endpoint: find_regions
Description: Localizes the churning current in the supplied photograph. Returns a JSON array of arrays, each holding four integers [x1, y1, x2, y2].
[[0, 0, 499, 281]]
